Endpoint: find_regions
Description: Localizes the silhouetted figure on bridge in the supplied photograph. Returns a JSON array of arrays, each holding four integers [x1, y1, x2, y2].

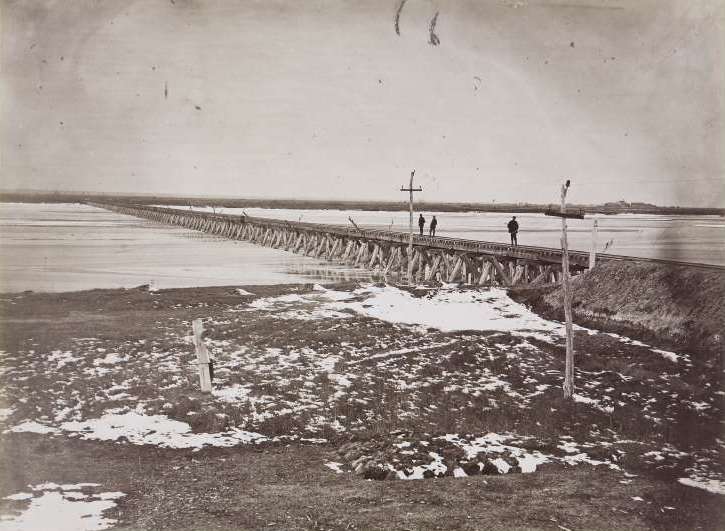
[[418, 214, 426, 236], [507, 216, 519, 246], [429, 216, 438, 237]]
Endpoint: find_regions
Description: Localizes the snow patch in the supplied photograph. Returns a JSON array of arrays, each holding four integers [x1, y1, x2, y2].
[[0, 408, 14, 422], [0, 483, 125, 531], [678, 477, 725, 496], [4, 421, 60, 435], [328, 286, 562, 335], [59, 412, 267, 449], [324, 462, 344, 473]]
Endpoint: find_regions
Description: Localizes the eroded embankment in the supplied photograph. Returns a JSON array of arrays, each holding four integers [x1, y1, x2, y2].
[[513, 260, 725, 358]]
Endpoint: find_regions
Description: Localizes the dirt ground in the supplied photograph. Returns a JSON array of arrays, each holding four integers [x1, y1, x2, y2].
[[2, 432, 720, 531], [0, 283, 723, 530]]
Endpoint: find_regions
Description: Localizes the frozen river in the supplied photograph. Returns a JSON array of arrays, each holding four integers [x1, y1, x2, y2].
[[0, 202, 722, 293], [0, 203, 370, 293]]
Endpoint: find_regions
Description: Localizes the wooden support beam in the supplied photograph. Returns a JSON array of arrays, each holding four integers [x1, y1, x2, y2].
[[354, 242, 367, 266], [426, 254, 442, 281], [305, 234, 320, 256], [463, 256, 477, 284], [301, 234, 312, 254], [343, 241, 356, 264], [441, 253, 451, 278], [327, 238, 340, 260], [478, 261, 492, 285], [530, 265, 552, 286], [368, 245, 380, 269], [448, 256, 463, 283], [490, 258, 512, 286], [321, 236, 331, 257], [399, 248, 408, 279], [408, 251, 420, 279], [341, 240, 353, 261], [383, 247, 400, 275], [314, 237, 326, 258], [416, 250, 428, 283], [511, 264, 525, 285], [293, 233, 305, 253]]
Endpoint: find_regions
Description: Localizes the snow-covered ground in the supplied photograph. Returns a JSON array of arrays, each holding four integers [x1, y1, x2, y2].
[[1, 284, 721, 495]]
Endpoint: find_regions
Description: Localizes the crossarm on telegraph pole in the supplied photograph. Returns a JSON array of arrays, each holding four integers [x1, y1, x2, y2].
[[400, 169, 422, 283]]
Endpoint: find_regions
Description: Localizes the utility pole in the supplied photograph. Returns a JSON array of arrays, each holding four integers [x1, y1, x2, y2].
[[560, 180, 574, 399], [400, 170, 422, 283], [544, 180, 582, 400], [589, 217, 598, 270]]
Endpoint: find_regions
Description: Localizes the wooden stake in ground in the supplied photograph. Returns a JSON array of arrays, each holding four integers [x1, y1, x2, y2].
[[192, 318, 213, 393], [400, 170, 422, 283], [560, 181, 575, 399]]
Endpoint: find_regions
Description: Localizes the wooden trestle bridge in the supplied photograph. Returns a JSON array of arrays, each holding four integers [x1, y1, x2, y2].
[[91, 202, 606, 287]]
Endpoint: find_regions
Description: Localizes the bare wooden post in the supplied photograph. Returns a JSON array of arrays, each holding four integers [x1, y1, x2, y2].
[[560, 181, 575, 400], [400, 170, 422, 284], [589, 217, 598, 270], [192, 319, 212, 393]]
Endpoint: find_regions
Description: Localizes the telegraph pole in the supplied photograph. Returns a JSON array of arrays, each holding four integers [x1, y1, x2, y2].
[[400, 170, 422, 283], [545, 180, 583, 400], [560, 181, 574, 399], [589, 217, 598, 270]]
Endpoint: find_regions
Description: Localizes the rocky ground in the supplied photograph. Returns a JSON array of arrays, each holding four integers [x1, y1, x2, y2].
[[0, 282, 723, 530]]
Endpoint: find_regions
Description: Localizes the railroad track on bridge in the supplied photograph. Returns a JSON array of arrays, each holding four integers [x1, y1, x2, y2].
[[91, 203, 725, 286]]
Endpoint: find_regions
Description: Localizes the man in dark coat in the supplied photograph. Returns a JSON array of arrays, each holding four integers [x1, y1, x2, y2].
[[418, 214, 426, 236], [429, 216, 438, 237], [507, 216, 519, 246]]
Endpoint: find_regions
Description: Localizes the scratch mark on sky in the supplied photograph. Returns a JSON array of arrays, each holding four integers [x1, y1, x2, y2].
[[394, 0, 407, 36], [429, 11, 440, 46]]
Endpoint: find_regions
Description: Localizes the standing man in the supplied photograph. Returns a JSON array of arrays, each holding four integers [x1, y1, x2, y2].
[[507, 216, 519, 246], [418, 214, 426, 236], [429, 215, 438, 237]]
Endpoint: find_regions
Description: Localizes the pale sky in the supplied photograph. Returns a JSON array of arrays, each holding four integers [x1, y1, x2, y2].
[[2, 0, 723, 206]]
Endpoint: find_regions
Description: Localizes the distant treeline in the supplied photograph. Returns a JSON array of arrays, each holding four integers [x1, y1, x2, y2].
[[1, 191, 723, 216]]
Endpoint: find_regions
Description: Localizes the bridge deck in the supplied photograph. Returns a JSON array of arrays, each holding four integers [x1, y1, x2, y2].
[[127, 205, 722, 271]]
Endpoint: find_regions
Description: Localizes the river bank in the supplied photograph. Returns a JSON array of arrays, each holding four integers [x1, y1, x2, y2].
[[3, 193, 725, 216], [0, 281, 722, 529], [511, 260, 725, 359]]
